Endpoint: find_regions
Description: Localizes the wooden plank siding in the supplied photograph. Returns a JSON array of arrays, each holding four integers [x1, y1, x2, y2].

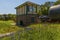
[[15, 1, 41, 26]]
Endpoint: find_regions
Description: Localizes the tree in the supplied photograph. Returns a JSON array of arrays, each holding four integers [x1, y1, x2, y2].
[[40, 1, 54, 15], [3, 14, 8, 21], [54, 0, 60, 5], [8, 14, 13, 20]]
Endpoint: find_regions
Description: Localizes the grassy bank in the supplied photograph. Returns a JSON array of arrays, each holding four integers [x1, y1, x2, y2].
[[0, 21, 23, 34], [1, 23, 60, 40]]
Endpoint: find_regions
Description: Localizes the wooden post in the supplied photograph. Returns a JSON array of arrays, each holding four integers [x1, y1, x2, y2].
[[36, 5, 37, 13], [26, 4, 28, 25], [32, 4, 33, 14]]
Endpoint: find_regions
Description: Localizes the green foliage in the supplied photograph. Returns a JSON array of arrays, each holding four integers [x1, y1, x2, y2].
[[0, 21, 21, 34], [54, 0, 60, 5], [0, 14, 16, 21], [40, 1, 54, 15], [41, 6, 49, 15], [1, 23, 60, 40]]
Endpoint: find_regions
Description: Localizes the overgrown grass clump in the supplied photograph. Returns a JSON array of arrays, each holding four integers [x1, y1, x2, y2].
[[18, 23, 60, 40], [0, 21, 23, 34], [1, 23, 60, 40]]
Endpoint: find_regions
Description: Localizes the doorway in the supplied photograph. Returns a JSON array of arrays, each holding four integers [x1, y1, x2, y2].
[[20, 21, 23, 26], [31, 17, 35, 23]]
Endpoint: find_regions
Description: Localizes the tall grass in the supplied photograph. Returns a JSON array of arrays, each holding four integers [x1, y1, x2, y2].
[[1, 23, 60, 40], [0, 21, 23, 34]]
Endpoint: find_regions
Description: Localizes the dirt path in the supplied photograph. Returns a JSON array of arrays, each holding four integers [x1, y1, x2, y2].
[[0, 27, 32, 38], [0, 32, 14, 38]]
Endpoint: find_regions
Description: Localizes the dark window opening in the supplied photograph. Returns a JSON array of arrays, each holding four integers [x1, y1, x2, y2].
[[20, 21, 24, 26]]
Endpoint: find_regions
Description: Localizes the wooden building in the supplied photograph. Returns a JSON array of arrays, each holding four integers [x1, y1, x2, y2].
[[15, 1, 41, 26]]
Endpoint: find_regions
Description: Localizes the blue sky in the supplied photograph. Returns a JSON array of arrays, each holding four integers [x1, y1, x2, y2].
[[0, 0, 57, 14]]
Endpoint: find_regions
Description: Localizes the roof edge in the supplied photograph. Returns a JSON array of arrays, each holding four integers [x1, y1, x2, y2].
[[15, 1, 40, 9]]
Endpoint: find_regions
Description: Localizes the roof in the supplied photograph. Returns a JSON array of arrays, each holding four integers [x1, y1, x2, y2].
[[49, 5, 60, 10], [15, 1, 40, 9]]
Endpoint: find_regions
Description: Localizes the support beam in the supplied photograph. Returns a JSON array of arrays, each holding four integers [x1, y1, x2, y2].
[[36, 5, 37, 13], [32, 4, 33, 14]]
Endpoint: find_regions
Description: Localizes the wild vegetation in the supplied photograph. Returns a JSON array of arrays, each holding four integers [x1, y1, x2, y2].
[[0, 20, 23, 34], [0, 0, 60, 40], [0, 0, 59, 21], [0, 23, 60, 40], [0, 14, 16, 21]]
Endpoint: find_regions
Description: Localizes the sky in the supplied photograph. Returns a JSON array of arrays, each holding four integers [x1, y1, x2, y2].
[[0, 0, 57, 14]]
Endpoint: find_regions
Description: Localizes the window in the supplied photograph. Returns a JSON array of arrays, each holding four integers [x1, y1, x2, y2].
[[29, 6, 36, 12], [29, 6, 33, 12], [33, 7, 36, 12], [26, 6, 36, 12]]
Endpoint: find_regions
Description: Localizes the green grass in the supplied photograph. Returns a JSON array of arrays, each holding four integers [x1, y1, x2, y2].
[[0, 20, 23, 34], [1, 22, 60, 40], [27, 23, 60, 40]]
